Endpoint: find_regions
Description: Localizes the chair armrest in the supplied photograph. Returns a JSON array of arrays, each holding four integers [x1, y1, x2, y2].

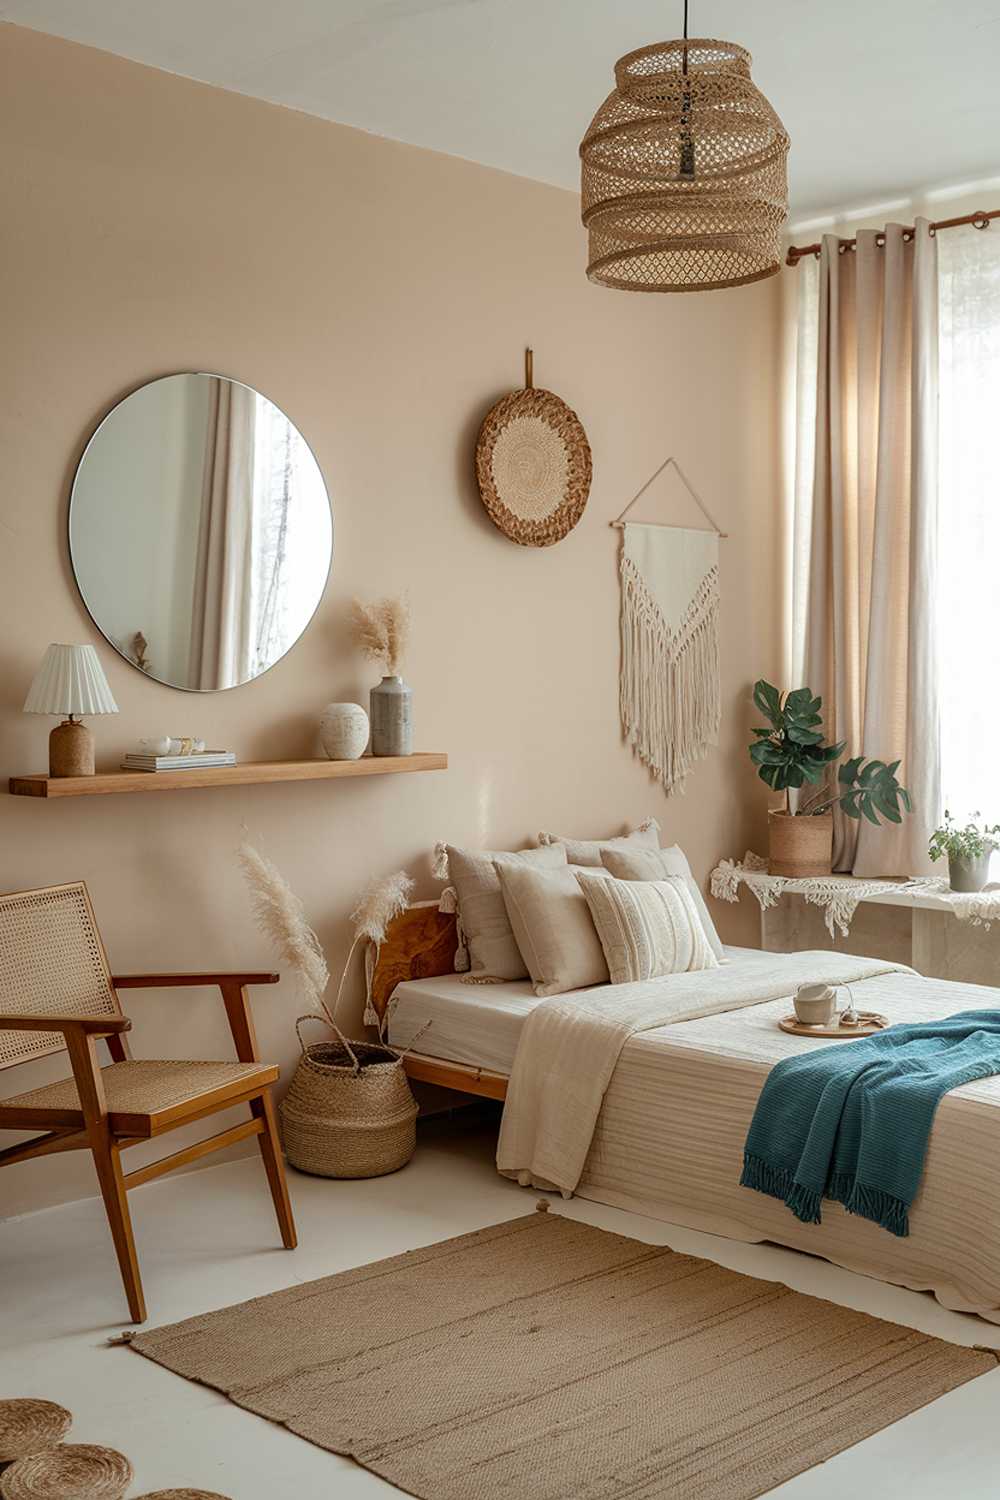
[[109, 973, 278, 1065], [112, 972, 279, 988], [0, 1013, 132, 1036]]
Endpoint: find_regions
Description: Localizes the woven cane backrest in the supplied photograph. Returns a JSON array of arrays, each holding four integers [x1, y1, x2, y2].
[[0, 882, 121, 1069]]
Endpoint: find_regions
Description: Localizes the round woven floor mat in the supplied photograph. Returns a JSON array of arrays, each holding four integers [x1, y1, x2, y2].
[[0, 1443, 133, 1499], [475, 386, 591, 547], [0, 1400, 72, 1462], [133, 1491, 233, 1498]]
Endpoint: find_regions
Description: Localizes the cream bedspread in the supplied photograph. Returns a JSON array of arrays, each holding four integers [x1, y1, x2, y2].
[[497, 951, 904, 1194], [568, 966, 1000, 1322]]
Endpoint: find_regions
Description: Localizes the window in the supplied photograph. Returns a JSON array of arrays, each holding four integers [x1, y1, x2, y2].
[[937, 227, 1000, 819]]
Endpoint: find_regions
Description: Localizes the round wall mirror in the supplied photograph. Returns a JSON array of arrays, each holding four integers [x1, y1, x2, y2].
[[69, 373, 333, 692]]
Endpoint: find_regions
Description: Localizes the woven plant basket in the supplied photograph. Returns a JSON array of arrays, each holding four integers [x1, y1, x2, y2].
[[0, 1444, 133, 1499], [768, 810, 834, 877], [0, 1400, 71, 1463], [279, 1015, 417, 1179]]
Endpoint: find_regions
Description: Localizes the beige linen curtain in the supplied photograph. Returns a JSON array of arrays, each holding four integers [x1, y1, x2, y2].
[[188, 379, 256, 690], [797, 221, 940, 875]]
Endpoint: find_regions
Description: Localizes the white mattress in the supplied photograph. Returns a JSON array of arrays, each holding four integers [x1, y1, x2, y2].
[[387, 947, 767, 1074]]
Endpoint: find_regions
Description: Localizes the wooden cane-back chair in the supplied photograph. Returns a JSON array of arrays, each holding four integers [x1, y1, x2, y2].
[[0, 882, 296, 1323]]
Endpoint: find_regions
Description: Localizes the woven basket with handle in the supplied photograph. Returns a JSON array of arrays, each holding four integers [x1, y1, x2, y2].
[[279, 1015, 417, 1179]]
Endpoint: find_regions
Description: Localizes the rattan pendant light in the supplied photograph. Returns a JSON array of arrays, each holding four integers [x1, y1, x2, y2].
[[580, 1, 789, 292]]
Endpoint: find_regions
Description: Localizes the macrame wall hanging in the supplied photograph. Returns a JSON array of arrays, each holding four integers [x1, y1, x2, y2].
[[612, 457, 724, 794]]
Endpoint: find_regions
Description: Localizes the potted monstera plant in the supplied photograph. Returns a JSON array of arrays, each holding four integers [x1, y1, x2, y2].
[[749, 680, 911, 877]]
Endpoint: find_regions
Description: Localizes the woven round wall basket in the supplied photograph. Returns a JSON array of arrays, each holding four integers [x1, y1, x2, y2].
[[0, 1444, 133, 1500], [0, 1401, 72, 1463], [279, 1016, 418, 1179], [475, 357, 591, 547]]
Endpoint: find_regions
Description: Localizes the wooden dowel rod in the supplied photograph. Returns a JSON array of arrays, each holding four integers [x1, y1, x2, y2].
[[785, 207, 999, 266], [525, 347, 534, 388], [609, 521, 729, 536]]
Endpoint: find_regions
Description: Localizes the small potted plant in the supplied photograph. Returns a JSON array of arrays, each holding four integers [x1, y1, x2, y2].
[[749, 680, 911, 877], [928, 812, 1000, 893]]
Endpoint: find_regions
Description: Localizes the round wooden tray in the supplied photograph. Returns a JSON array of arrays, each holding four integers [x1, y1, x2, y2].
[[779, 1012, 888, 1038]]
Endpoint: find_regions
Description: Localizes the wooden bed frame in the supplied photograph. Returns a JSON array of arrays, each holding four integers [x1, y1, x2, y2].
[[368, 901, 509, 1100], [403, 1051, 509, 1100]]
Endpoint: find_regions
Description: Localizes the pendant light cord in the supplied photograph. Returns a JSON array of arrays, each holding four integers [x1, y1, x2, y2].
[[679, 0, 694, 174]]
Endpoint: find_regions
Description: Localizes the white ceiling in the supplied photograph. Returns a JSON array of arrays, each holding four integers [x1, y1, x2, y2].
[[4, 0, 1000, 222]]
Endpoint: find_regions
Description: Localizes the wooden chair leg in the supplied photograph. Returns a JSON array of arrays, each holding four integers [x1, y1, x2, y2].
[[65, 1028, 147, 1324], [251, 1090, 297, 1250], [91, 1138, 146, 1324]]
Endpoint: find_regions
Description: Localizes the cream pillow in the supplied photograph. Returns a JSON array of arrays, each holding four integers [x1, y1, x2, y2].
[[600, 844, 725, 960], [495, 862, 611, 998], [444, 844, 567, 979], [535, 819, 660, 869], [577, 872, 720, 985]]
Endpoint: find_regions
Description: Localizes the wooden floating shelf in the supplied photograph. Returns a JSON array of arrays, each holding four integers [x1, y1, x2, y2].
[[8, 753, 448, 799]]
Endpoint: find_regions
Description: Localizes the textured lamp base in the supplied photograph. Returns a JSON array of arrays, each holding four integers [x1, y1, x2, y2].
[[49, 719, 94, 777]]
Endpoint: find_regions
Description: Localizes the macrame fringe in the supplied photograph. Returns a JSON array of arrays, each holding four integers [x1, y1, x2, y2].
[[620, 553, 720, 796], [460, 973, 506, 985]]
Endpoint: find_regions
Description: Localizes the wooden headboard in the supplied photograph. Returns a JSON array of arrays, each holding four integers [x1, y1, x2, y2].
[[368, 901, 459, 1021]]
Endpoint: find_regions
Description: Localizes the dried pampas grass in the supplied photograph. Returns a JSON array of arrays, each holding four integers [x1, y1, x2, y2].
[[240, 842, 415, 1035], [239, 843, 329, 1010], [350, 596, 410, 676], [350, 870, 414, 947]]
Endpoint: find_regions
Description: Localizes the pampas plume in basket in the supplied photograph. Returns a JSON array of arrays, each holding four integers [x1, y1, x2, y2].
[[239, 845, 418, 1178]]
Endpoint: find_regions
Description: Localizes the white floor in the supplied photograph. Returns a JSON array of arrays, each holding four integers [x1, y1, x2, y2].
[[2, 1116, 1000, 1498]]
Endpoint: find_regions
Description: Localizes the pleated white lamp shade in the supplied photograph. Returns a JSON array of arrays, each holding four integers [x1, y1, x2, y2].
[[23, 643, 119, 717]]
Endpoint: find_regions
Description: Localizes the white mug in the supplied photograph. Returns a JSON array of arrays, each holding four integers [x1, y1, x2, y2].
[[793, 983, 837, 1026]]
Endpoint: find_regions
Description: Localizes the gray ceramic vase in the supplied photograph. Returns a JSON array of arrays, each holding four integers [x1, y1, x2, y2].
[[370, 675, 412, 757], [948, 850, 993, 893]]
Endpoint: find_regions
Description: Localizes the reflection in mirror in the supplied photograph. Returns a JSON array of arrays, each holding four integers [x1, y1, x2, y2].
[[69, 373, 333, 691]]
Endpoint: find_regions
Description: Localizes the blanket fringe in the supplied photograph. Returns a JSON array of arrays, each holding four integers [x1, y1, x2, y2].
[[619, 553, 719, 796], [741, 1154, 822, 1224], [838, 1179, 910, 1238], [739, 1153, 794, 1203], [742, 1157, 910, 1237]]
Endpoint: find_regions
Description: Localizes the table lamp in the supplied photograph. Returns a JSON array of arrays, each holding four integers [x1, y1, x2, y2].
[[23, 643, 119, 777]]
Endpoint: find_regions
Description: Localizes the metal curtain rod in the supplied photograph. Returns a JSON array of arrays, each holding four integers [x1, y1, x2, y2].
[[785, 207, 999, 266]]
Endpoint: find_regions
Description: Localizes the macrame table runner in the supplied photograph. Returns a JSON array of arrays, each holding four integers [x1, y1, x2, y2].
[[711, 853, 1000, 937], [619, 522, 720, 795]]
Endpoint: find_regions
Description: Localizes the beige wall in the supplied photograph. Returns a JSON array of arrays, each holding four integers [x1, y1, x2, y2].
[[0, 23, 782, 1217]]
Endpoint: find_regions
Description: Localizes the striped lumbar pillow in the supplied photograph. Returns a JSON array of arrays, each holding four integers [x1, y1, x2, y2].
[[577, 872, 719, 985]]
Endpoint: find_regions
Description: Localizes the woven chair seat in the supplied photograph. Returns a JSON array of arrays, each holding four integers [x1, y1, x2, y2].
[[1, 1059, 275, 1130]]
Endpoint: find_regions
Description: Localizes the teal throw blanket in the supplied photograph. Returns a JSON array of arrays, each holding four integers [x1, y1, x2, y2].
[[741, 1010, 1000, 1237]]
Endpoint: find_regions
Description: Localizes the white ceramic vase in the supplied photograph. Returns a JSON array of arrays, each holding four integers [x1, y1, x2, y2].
[[319, 702, 369, 761]]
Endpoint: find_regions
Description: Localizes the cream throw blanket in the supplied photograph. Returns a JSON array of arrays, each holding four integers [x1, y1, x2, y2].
[[619, 523, 720, 795], [497, 952, 908, 1195]]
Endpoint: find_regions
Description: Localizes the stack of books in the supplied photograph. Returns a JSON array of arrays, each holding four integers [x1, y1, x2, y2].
[[121, 750, 237, 773]]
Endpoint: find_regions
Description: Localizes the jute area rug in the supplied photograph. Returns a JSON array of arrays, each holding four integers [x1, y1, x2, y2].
[[128, 1208, 996, 1500]]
